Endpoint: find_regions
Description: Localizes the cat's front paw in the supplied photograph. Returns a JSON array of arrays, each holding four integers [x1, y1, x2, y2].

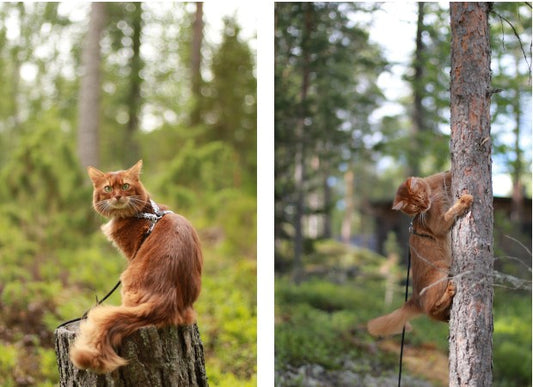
[[459, 193, 473, 209]]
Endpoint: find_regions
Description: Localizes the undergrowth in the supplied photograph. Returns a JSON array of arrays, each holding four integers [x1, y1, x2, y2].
[[275, 239, 532, 387]]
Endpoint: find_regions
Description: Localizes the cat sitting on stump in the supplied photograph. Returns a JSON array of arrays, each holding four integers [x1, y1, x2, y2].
[[70, 160, 203, 373]]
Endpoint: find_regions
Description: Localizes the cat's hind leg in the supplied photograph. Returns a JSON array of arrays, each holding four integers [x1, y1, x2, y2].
[[419, 272, 455, 322], [428, 281, 455, 321]]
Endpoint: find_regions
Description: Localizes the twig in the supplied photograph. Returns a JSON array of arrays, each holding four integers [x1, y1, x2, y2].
[[493, 270, 532, 291], [493, 11, 532, 81], [494, 255, 532, 272], [418, 269, 532, 297], [418, 270, 475, 297], [504, 234, 532, 256]]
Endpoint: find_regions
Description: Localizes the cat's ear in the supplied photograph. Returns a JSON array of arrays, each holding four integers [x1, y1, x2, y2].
[[87, 166, 105, 184], [127, 160, 143, 179], [408, 177, 419, 191], [392, 200, 405, 211]]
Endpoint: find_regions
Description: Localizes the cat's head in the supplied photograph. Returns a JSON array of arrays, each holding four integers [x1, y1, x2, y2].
[[392, 176, 431, 215], [87, 160, 149, 218]]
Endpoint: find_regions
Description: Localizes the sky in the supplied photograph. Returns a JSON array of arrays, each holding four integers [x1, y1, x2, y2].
[[352, 2, 531, 196], [203, 1, 257, 49]]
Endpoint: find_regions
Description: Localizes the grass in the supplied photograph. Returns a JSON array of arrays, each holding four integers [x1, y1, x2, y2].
[[275, 239, 532, 386]]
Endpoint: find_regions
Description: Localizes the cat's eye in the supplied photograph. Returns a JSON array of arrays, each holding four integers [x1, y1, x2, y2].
[[103, 186, 112, 193], [121, 183, 130, 191]]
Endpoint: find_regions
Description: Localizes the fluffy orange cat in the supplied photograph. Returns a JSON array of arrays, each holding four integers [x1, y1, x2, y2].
[[70, 160, 203, 373], [367, 171, 473, 336]]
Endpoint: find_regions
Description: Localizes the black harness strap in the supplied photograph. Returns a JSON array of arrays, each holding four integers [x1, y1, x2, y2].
[[409, 219, 435, 240], [56, 200, 172, 329]]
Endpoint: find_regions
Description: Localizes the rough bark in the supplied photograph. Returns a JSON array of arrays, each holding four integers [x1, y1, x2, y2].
[[77, 2, 106, 169], [55, 321, 209, 387], [449, 3, 494, 386]]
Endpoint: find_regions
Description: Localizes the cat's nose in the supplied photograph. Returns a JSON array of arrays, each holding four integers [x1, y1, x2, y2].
[[115, 195, 122, 200]]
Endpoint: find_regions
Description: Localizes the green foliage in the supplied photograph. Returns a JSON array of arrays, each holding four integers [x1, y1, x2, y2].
[[206, 16, 257, 192], [197, 251, 257, 381], [0, 4, 256, 386], [275, 243, 398, 374], [275, 2, 387, 258], [276, 239, 532, 386], [0, 344, 17, 386], [0, 133, 256, 386], [493, 291, 532, 386]]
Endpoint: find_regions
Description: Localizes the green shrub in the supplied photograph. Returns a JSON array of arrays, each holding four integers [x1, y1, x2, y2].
[[196, 250, 257, 382], [0, 344, 17, 387], [493, 291, 532, 386]]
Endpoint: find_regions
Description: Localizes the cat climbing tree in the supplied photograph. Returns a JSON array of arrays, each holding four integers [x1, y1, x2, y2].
[[55, 321, 209, 387]]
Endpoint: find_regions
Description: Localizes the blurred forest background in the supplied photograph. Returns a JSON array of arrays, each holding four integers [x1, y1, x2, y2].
[[275, 3, 531, 386], [0, 3, 256, 387]]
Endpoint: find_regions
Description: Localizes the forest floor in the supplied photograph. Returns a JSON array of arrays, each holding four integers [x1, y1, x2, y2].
[[275, 239, 531, 387]]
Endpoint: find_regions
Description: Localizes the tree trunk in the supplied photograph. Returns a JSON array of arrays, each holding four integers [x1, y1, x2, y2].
[[510, 56, 524, 225], [190, 2, 204, 126], [292, 3, 313, 284], [77, 2, 106, 169], [409, 1, 426, 176], [55, 321, 208, 387], [322, 163, 332, 239], [449, 3, 494, 386], [124, 2, 143, 166], [341, 168, 354, 244]]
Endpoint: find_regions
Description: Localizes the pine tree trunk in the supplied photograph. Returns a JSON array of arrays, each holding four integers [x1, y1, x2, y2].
[[55, 321, 209, 387], [124, 2, 143, 166], [409, 1, 426, 176], [77, 2, 106, 169], [449, 3, 494, 386], [341, 168, 354, 244], [190, 2, 204, 126], [292, 3, 314, 284]]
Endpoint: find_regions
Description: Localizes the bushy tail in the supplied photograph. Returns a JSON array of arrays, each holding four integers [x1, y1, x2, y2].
[[367, 299, 422, 336], [69, 302, 194, 373]]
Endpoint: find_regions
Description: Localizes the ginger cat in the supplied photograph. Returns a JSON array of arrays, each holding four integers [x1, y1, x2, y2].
[[367, 171, 473, 336], [70, 160, 203, 373]]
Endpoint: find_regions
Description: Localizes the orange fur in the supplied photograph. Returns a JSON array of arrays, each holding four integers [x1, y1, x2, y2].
[[368, 171, 472, 336], [70, 160, 202, 373]]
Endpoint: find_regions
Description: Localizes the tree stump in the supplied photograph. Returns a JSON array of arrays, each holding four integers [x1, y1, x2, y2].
[[55, 321, 209, 387]]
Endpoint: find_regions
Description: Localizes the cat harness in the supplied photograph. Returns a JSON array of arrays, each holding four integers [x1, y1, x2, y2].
[[135, 199, 173, 237]]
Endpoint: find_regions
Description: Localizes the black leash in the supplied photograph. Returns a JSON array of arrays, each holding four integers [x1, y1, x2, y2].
[[398, 230, 412, 387], [56, 279, 122, 329], [56, 199, 171, 330]]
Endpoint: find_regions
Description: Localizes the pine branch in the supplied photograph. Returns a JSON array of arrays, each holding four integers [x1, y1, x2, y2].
[[492, 271, 532, 291]]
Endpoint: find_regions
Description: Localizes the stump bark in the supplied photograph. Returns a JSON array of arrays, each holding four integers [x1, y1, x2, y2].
[[55, 321, 208, 387]]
